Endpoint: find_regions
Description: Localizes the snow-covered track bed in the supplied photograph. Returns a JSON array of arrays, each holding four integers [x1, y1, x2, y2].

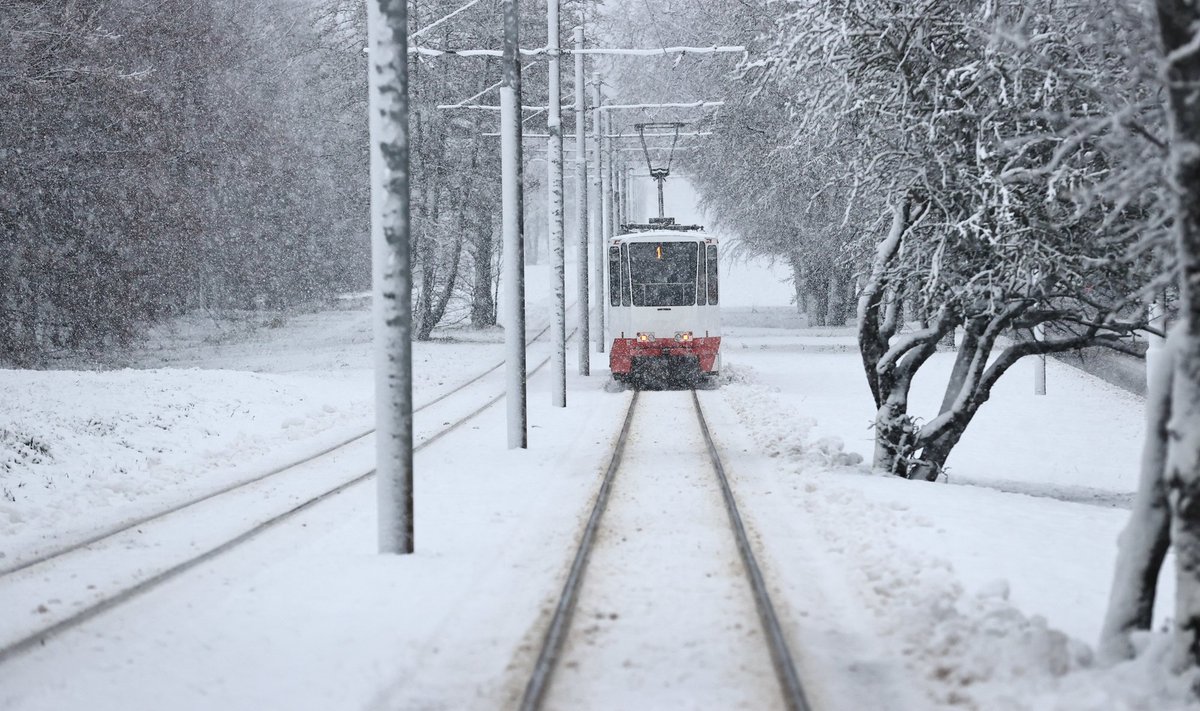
[[0, 324, 576, 666], [519, 389, 812, 711]]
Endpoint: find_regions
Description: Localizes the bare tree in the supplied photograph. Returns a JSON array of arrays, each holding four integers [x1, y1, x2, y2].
[[1102, 0, 1200, 674], [767, 0, 1163, 478]]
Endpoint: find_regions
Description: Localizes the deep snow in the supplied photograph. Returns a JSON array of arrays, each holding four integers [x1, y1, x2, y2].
[[0, 252, 1195, 710]]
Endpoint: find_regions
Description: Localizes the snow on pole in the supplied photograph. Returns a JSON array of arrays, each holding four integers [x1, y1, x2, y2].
[[501, 0, 528, 448], [591, 72, 605, 354], [547, 0, 566, 407], [367, 0, 414, 554], [574, 26, 590, 376]]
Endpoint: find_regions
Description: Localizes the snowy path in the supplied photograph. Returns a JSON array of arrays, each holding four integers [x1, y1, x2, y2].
[[540, 390, 785, 710]]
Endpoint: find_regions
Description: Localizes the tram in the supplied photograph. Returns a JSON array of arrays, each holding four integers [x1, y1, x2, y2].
[[607, 217, 720, 386]]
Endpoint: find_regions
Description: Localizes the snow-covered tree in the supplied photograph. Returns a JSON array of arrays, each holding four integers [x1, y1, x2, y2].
[[1102, 0, 1200, 674], [766, 0, 1165, 478], [0, 0, 374, 363]]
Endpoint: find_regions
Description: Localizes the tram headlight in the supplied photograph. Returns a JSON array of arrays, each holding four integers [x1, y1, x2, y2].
[[636, 332, 654, 343], [674, 331, 693, 343]]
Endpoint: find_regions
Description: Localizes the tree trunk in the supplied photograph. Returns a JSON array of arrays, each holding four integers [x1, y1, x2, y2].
[[873, 396, 913, 477], [470, 217, 498, 327], [1150, 0, 1200, 670], [939, 318, 983, 414], [422, 234, 463, 340], [826, 267, 844, 326], [789, 251, 805, 316], [1101, 332, 1174, 661]]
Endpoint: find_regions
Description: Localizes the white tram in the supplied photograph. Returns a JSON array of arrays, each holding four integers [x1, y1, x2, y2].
[[607, 218, 720, 385]]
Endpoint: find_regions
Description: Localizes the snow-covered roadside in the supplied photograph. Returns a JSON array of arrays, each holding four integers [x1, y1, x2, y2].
[[0, 264, 567, 567], [2, 250, 1193, 710], [709, 350, 1195, 709], [0, 370, 634, 711], [724, 323, 1145, 498], [0, 367, 372, 563]]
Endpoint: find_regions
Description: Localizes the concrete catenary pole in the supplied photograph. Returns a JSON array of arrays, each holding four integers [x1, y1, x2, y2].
[[367, 0, 414, 554], [547, 0, 566, 407], [591, 72, 605, 354], [604, 112, 616, 242], [501, 0, 527, 447], [573, 26, 590, 375]]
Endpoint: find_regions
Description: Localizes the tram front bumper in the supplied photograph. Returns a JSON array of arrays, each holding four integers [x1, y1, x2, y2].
[[609, 336, 721, 375]]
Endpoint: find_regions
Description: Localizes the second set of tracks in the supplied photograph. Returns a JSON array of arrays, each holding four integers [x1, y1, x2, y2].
[[0, 316, 577, 665]]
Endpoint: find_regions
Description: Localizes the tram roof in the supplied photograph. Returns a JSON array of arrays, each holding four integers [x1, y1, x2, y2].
[[611, 230, 718, 244]]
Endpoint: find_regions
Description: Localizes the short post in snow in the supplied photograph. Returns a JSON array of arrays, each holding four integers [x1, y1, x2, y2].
[[1146, 294, 1166, 391], [591, 72, 605, 354], [547, 0, 567, 407], [367, 0, 414, 554], [501, 0, 528, 448], [574, 26, 590, 375], [1034, 322, 1046, 396]]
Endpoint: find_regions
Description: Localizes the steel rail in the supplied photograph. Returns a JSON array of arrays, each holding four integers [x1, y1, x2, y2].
[[0, 330, 580, 664], [0, 311, 572, 579], [691, 391, 812, 711], [518, 390, 640, 711]]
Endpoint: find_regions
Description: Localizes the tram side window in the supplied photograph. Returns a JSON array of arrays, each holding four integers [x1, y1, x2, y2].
[[620, 244, 631, 306], [608, 246, 621, 307], [706, 244, 719, 304], [628, 242, 698, 307]]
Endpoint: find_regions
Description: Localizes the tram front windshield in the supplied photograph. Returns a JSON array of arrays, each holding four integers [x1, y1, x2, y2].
[[628, 242, 698, 307]]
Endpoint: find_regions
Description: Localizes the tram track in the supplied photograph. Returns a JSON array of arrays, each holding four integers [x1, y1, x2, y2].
[[0, 319, 580, 665], [0, 311, 571, 580], [518, 389, 812, 711]]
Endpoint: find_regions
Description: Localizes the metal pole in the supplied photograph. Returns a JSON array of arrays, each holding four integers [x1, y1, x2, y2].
[[624, 165, 633, 223], [367, 0, 414, 554], [573, 26, 590, 375], [613, 155, 623, 228], [548, 0, 566, 407], [591, 72, 605, 354], [502, 0, 527, 448]]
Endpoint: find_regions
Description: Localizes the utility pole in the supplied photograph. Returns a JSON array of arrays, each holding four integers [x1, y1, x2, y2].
[[547, 0, 566, 407], [591, 72, 605, 354], [604, 112, 616, 241], [574, 26, 590, 375], [501, 0, 527, 448], [367, 0, 414, 554]]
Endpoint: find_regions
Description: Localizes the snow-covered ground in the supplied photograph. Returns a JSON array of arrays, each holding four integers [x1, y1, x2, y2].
[[1, 252, 1194, 710]]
